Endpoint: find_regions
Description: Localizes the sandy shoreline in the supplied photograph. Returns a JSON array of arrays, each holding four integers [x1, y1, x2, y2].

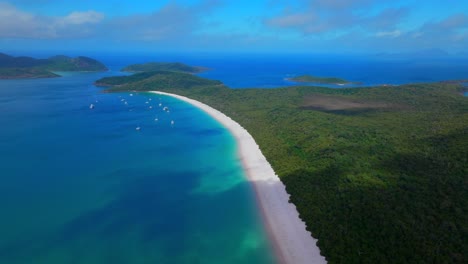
[[151, 91, 326, 264]]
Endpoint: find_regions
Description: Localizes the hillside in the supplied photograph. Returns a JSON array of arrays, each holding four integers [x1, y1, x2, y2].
[[0, 68, 60, 79], [0, 53, 49, 68], [45, 55, 108, 72], [95, 70, 223, 91], [97, 71, 468, 263], [0, 53, 108, 79]]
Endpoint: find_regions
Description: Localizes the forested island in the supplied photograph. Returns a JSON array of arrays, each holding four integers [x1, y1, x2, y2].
[[121, 62, 208, 73], [95, 70, 221, 89], [287, 74, 353, 85], [0, 53, 108, 79], [95, 70, 467, 263]]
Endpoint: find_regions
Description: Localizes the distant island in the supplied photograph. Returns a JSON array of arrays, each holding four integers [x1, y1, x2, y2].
[[95, 70, 222, 90], [0, 53, 108, 79], [0, 68, 60, 79], [95, 67, 467, 264], [121, 62, 208, 74], [287, 74, 355, 85]]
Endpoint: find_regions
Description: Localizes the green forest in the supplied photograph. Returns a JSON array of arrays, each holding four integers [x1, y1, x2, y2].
[[0, 53, 107, 79], [0, 67, 59, 79], [96, 71, 468, 263], [95, 70, 221, 88], [288, 74, 350, 84]]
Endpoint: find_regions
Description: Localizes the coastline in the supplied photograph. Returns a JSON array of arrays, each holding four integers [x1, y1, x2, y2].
[[151, 91, 326, 264]]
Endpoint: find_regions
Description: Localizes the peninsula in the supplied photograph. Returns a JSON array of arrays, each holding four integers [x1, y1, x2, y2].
[[287, 74, 351, 85], [121, 62, 208, 73], [0, 53, 108, 79], [95, 70, 467, 264]]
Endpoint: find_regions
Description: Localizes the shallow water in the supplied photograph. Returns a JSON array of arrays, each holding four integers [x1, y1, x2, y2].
[[1, 52, 467, 263], [0, 71, 276, 263]]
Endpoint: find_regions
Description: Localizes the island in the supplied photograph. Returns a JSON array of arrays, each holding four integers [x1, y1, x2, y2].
[[0, 68, 60, 79], [287, 74, 353, 85], [121, 62, 208, 73], [95, 69, 467, 264], [0, 53, 108, 79], [95, 70, 222, 90]]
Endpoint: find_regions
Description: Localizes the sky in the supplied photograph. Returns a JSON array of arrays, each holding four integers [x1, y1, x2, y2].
[[1, 0, 468, 54]]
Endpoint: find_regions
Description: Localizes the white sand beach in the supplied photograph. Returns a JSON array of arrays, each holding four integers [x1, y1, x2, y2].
[[152, 91, 326, 264]]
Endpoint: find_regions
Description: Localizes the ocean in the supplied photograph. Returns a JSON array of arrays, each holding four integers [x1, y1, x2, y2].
[[88, 52, 468, 88], [0, 53, 467, 263], [0, 70, 275, 263]]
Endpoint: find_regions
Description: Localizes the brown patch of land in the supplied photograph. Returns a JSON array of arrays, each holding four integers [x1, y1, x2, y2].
[[301, 94, 402, 113], [439, 79, 468, 84]]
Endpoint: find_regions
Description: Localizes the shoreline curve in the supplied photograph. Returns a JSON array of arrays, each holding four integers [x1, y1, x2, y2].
[[151, 91, 326, 264]]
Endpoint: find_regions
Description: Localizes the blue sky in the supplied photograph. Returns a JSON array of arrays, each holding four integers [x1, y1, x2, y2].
[[1, 0, 468, 54]]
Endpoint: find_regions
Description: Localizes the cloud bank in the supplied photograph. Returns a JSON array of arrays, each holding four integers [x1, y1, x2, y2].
[[1, 0, 467, 53], [0, 2, 104, 38]]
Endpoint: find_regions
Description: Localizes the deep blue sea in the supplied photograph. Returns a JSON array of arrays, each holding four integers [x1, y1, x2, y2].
[[87, 52, 468, 88], [0, 53, 467, 263]]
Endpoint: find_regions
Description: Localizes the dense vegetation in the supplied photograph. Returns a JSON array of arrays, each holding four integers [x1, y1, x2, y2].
[[99, 71, 467, 263], [0, 68, 59, 79], [0, 53, 107, 79], [95, 70, 222, 90], [288, 74, 350, 84], [0, 53, 49, 68], [44, 55, 108, 72], [121, 62, 207, 73]]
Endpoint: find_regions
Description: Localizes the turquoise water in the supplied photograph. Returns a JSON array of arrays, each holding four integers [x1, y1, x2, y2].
[[2, 53, 467, 263], [0, 72, 276, 263]]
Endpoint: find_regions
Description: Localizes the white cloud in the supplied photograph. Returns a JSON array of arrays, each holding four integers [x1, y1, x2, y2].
[[314, 0, 373, 10], [266, 13, 315, 28], [420, 13, 468, 33], [0, 0, 223, 43], [61, 11, 104, 25], [0, 2, 104, 38], [376, 30, 401, 38], [412, 32, 423, 38], [264, 2, 408, 36], [107, 0, 222, 42], [0, 2, 50, 38]]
